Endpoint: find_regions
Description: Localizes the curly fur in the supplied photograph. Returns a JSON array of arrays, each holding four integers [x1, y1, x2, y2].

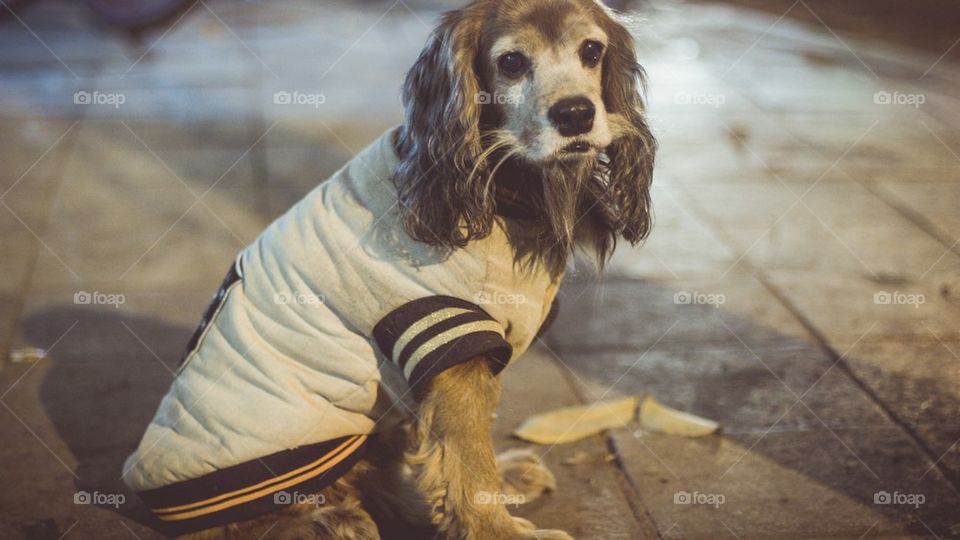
[[394, 5, 491, 248]]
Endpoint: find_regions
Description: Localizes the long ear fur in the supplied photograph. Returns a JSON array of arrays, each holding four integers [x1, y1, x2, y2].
[[394, 7, 491, 249], [596, 8, 657, 246]]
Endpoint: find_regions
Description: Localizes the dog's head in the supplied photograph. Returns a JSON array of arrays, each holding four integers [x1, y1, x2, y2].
[[395, 0, 656, 270]]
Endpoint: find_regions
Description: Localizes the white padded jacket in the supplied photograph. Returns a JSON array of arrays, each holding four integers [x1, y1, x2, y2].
[[122, 128, 562, 533]]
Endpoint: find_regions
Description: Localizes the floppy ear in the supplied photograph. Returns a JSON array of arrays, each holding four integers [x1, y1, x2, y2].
[[599, 11, 657, 245], [394, 8, 491, 249]]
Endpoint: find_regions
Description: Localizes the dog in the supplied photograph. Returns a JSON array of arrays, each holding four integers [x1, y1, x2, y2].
[[122, 0, 655, 538]]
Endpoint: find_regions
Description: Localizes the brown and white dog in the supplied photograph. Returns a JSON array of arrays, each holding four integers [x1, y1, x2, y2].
[[184, 0, 655, 538]]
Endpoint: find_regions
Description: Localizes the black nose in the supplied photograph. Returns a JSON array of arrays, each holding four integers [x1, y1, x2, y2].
[[548, 96, 595, 136]]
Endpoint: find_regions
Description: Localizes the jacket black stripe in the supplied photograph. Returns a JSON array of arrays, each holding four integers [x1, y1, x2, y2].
[[405, 330, 512, 399], [395, 310, 489, 369], [372, 295, 486, 357], [137, 435, 364, 511]]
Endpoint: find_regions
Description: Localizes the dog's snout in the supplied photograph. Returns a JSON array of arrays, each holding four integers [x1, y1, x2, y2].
[[548, 96, 595, 136]]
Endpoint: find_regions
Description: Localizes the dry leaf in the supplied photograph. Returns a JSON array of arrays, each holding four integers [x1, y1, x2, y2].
[[513, 396, 639, 444], [9, 348, 47, 364], [639, 395, 719, 437]]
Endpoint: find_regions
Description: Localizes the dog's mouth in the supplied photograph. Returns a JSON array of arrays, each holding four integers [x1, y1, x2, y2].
[[553, 140, 598, 161], [509, 137, 599, 165], [561, 140, 592, 153]]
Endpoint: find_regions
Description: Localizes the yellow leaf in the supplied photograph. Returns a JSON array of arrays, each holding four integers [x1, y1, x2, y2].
[[513, 396, 639, 444], [9, 348, 47, 364], [639, 395, 719, 437]]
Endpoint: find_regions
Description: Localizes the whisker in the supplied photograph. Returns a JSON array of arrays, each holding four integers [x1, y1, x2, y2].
[[466, 130, 516, 200]]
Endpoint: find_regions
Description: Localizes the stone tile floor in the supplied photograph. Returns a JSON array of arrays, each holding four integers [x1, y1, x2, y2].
[[1, 0, 958, 538]]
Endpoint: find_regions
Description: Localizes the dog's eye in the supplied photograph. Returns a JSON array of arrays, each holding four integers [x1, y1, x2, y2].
[[498, 51, 529, 77], [580, 40, 604, 67]]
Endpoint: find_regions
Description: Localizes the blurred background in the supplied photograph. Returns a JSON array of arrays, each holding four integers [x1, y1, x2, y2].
[[1, 0, 958, 538]]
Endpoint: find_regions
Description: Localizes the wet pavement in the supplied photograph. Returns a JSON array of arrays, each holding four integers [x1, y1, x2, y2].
[[1, 0, 958, 538]]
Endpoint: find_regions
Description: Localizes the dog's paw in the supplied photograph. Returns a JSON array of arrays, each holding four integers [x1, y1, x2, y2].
[[273, 501, 380, 540], [473, 517, 572, 540], [497, 448, 557, 504], [497, 521, 573, 540]]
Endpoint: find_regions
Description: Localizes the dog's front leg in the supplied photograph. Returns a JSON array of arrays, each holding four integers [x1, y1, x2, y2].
[[411, 357, 572, 540]]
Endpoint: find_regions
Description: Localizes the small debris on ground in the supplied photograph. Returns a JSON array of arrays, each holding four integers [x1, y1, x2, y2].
[[9, 348, 48, 364], [562, 450, 616, 466]]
